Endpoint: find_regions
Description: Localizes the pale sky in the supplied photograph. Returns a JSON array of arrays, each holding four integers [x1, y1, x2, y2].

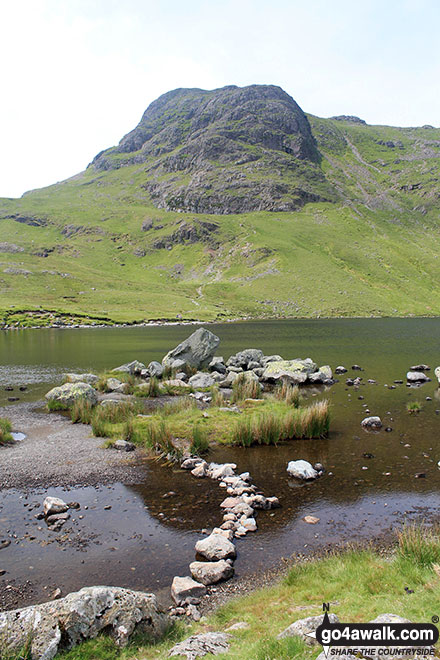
[[1, 0, 439, 198]]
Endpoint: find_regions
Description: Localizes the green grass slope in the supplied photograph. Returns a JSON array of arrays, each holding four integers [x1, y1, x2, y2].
[[1, 104, 440, 326]]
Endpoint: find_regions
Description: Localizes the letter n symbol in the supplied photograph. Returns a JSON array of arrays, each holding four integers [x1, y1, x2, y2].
[[323, 602, 330, 612]]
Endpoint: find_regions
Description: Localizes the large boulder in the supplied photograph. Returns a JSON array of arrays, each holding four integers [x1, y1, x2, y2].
[[45, 382, 98, 408], [162, 328, 220, 369], [0, 586, 168, 659], [227, 349, 264, 369], [148, 361, 164, 378], [188, 373, 215, 389], [195, 533, 236, 561], [262, 358, 317, 384], [171, 576, 206, 605], [287, 460, 318, 480], [189, 560, 234, 585], [209, 356, 227, 374], [308, 365, 333, 383]]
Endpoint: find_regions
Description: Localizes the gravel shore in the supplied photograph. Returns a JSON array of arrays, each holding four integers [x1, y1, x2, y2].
[[0, 401, 147, 490]]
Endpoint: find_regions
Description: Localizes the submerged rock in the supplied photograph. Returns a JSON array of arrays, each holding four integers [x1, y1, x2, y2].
[[45, 382, 98, 407], [0, 586, 168, 659], [162, 327, 220, 369], [361, 416, 382, 429], [286, 460, 318, 480], [407, 371, 430, 383]]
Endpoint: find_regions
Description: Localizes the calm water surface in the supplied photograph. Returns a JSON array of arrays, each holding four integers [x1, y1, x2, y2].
[[1, 319, 440, 607]]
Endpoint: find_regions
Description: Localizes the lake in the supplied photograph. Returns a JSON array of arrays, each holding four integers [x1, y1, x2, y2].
[[1, 318, 440, 608]]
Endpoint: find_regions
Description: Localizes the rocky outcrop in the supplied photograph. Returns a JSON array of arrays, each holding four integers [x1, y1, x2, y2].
[[262, 358, 318, 384], [162, 327, 220, 369], [0, 586, 168, 659], [92, 85, 336, 214], [45, 382, 98, 407]]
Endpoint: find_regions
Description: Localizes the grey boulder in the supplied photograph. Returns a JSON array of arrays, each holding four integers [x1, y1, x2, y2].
[[0, 586, 168, 660], [112, 360, 146, 374], [63, 373, 98, 384], [43, 497, 69, 516], [227, 349, 263, 369], [171, 576, 206, 605], [195, 533, 236, 561], [262, 358, 317, 383], [169, 632, 232, 659], [188, 373, 215, 389], [45, 382, 98, 407], [287, 460, 318, 480], [277, 613, 339, 643], [407, 371, 430, 383], [148, 361, 164, 378], [162, 327, 220, 369], [361, 416, 382, 429], [189, 560, 234, 585]]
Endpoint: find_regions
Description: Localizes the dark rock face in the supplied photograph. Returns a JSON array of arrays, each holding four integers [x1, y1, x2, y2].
[[330, 115, 367, 124], [92, 85, 335, 214]]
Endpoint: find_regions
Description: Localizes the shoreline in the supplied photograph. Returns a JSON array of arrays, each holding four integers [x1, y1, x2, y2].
[[2, 313, 440, 332]]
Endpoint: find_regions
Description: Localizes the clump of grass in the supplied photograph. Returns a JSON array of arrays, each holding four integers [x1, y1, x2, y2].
[[91, 401, 142, 437], [162, 365, 176, 380], [407, 400, 423, 413], [123, 373, 136, 395], [161, 398, 196, 417], [231, 400, 330, 446], [231, 373, 261, 403], [144, 377, 161, 397], [190, 423, 210, 455], [70, 399, 95, 424], [211, 385, 225, 407], [0, 417, 13, 445], [142, 419, 175, 455], [47, 399, 68, 412], [397, 522, 440, 567], [95, 376, 111, 393], [275, 381, 300, 407]]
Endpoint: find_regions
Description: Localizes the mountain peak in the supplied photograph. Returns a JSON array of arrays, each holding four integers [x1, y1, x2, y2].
[[92, 84, 334, 213]]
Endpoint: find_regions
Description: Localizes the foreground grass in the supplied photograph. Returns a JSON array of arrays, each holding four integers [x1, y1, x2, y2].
[[55, 524, 440, 660], [0, 417, 13, 445]]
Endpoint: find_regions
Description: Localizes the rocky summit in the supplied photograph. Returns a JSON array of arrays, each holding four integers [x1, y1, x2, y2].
[[92, 84, 335, 213]]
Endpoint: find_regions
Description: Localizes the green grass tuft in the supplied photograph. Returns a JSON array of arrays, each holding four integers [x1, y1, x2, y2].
[[0, 417, 13, 445]]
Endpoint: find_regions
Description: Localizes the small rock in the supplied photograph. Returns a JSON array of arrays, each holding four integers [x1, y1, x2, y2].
[[43, 497, 69, 517], [361, 416, 382, 429], [195, 534, 236, 561], [303, 516, 320, 524], [225, 621, 250, 631], [113, 439, 135, 452]]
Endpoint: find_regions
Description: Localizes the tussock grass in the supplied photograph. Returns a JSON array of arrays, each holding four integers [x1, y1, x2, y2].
[[0, 417, 13, 445], [274, 381, 300, 407], [91, 401, 143, 437], [231, 399, 329, 446], [231, 373, 261, 403], [211, 385, 225, 407], [70, 399, 95, 424], [407, 400, 423, 413], [190, 423, 210, 455], [142, 419, 175, 455]]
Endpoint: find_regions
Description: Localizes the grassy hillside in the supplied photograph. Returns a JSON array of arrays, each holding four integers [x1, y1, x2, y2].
[[1, 91, 440, 326]]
